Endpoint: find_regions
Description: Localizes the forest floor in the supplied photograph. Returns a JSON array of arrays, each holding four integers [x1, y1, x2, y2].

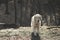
[[0, 27, 31, 40], [0, 26, 60, 40]]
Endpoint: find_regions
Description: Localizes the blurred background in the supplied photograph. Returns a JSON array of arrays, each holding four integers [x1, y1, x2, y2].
[[0, 0, 60, 27]]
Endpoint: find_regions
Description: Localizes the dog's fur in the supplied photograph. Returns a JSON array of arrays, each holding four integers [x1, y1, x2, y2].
[[31, 14, 42, 36]]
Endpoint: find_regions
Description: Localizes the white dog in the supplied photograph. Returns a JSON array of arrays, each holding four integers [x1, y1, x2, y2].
[[31, 14, 42, 36]]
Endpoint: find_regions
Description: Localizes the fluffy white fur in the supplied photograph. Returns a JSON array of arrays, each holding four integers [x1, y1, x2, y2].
[[31, 14, 42, 36]]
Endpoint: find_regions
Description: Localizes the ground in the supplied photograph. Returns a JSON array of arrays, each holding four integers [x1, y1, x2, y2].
[[0, 27, 31, 40], [0, 26, 60, 40]]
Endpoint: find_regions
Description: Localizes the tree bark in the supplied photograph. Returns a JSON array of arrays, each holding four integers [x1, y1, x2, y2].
[[5, 0, 9, 15], [14, 0, 17, 25]]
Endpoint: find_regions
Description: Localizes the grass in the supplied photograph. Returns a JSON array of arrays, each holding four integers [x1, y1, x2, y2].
[[0, 26, 60, 40]]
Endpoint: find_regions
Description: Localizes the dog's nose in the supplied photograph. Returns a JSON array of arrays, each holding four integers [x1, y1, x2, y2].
[[37, 20, 39, 22]]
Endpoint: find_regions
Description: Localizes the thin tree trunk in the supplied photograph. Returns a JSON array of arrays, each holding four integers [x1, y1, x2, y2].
[[30, 0, 34, 19], [20, 0, 22, 26], [14, 0, 17, 25], [5, 0, 9, 14]]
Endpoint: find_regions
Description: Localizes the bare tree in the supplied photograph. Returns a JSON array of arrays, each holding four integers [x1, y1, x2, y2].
[[14, 0, 17, 25], [5, 0, 9, 15], [20, 0, 22, 26]]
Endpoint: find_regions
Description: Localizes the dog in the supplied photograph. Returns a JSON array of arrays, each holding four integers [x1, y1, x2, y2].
[[31, 14, 42, 36]]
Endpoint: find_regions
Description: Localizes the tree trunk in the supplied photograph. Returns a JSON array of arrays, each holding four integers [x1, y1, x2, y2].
[[14, 0, 17, 25], [20, 0, 22, 26], [5, 0, 9, 15]]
